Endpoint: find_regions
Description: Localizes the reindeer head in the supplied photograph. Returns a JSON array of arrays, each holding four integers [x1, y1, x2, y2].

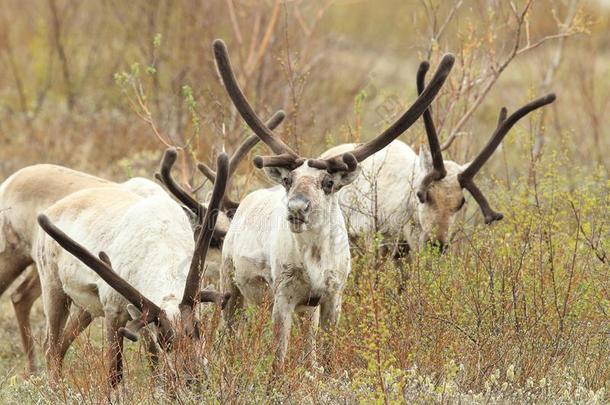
[[261, 161, 362, 233], [37, 152, 231, 352], [212, 39, 455, 234], [413, 62, 556, 251]]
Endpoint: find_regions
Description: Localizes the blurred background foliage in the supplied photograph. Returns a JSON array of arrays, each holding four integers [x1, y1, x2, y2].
[[0, 0, 607, 185]]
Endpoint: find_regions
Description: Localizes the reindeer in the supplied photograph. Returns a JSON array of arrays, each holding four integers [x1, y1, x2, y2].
[[211, 39, 455, 371], [0, 164, 173, 373], [322, 61, 556, 255], [0, 113, 283, 373], [34, 151, 229, 386]]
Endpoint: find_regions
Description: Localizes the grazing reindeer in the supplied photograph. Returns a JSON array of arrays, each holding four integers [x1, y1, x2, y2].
[[212, 39, 455, 371], [0, 113, 282, 373], [0, 164, 171, 373], [35, 151, 229, 386], [322, 62, 556, 255]]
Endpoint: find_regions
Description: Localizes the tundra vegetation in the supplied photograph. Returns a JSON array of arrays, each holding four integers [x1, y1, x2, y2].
[[0, 0, 608, 403]]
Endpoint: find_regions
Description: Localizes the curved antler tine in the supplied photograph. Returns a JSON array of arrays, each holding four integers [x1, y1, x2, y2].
[[253, 154, 305, 170], [229, 110, 286, 176], [349, 53, 455, 163], [308, 159, 345, 172], [197, 162, 217, 182], [342, 153, 358, 171], [181, 152, 229, 309], [213, 39, 297, 158], [459, 93, 556, 181], [160, 148, 205, 217], [461, 179, 504, 224], [37, 215, 162, 321], [497, 107, 508, 126], [417, 60, 446, 176], [308, 153, 357, 173]]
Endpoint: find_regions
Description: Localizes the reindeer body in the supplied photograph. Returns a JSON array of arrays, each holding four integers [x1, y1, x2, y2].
[[35, 186, 194, 381], [0, 163, 226, 372], [0, 164, 118, 371], [222, 163, 351, 367], [37, 187, 192, 319]]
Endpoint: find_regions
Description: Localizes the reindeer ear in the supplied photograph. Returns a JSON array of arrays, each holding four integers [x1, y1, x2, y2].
[[419, 145, 433, 172], [126, 304, 142, 321], [263, 166, 291, 186]]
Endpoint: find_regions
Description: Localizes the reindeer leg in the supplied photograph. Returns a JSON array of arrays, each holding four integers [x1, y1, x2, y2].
[[59, 307, 93, 358], [105, 316, 125, 388], [0, 251, 31, 296], [0, 250, 34, 373], [223, 282, 243, 329], [220, 258, 243, 330], [299, 306, 319, 371], [10, 266, 41, 374], [41, 284, 71, 384], [271, 295, 294, 374], [319, 294, 342, 373]]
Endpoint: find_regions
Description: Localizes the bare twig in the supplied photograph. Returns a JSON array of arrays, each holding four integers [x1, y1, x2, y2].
[[48, 0, 76, 110], [532, 0, 580, 160], [440, 0, 581, 151]]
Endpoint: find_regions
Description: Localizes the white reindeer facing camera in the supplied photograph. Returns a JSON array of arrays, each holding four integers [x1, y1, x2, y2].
[[212, 39, 455, 371]]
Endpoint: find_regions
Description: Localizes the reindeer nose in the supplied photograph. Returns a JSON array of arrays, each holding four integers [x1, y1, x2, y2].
[[287, 195, 311, 216]]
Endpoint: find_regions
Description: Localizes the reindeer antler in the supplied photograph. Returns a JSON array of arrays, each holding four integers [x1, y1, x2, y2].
[[175, 152, 229, 339], [181, 152, 229, 310], [415, 60, 448, 203], [309, 54, 455, 173], [158, 148, 205, 218], [458, 94, 556, 223], [213, 38, 454, 173], [213, 40, 298, 161]]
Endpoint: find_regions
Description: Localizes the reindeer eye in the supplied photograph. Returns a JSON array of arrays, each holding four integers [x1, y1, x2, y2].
[[282, 175, 292, 189]]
